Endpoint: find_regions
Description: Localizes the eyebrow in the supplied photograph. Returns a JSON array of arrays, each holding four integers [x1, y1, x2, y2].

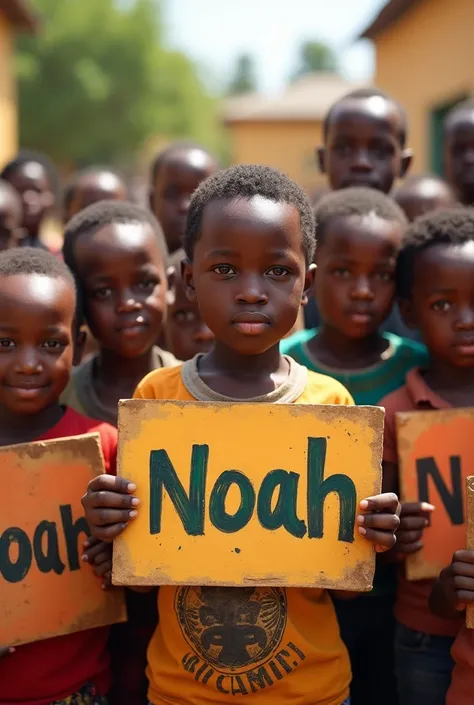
[[205, 248, 294, 258]]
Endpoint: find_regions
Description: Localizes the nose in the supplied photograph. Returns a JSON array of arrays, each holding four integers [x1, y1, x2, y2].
[[463, 148, 474, 165], [14, 347, 43, 374], [351, 148, 373, 172], [193, 323, 214, 342], [235, 275, 268, 305], [456, 305, 474, 329], [178, 195, 191, 215], [351, 276, 375, 301], [116, 289, 141, 313]]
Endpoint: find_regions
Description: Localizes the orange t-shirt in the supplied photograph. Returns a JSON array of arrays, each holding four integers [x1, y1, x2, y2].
[[447, 624, 474, 705], [381, 368, 463, 637], [134, 357, 353, 705]]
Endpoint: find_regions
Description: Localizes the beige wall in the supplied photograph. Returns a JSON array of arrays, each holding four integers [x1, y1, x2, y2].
[[0, 13, 17, 168], [373, 0, 474, 173], [227, 119, 326, 194]]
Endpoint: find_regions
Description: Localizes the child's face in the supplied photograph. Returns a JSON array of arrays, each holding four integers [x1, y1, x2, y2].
[[66, 172, 127, 221], [151, 149, 216, 253], [182, 196, 313, 356], [0, 188, 23, 251], [74, 222, 167, 358], [0, 274, 75, 415], [315, 214, 403, 339], [394, 180, 455, 222], [6, 162, 54, 235], [444, 113, 474, 205], [405, 242, 474, 367], [165, 264, 214, 360], [318, 97, 411, 194]]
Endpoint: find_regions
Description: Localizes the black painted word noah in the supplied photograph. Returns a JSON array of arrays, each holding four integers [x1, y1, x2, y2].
[[149, 437, 357, 541], [0, 505, 90, 583]]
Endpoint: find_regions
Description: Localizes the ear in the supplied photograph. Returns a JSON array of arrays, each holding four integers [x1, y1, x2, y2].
[[166, 265, 177, 306], [301, 263, 316, 307], [316, 146, 326, 175], [148, 186, 155, 212], [73, 329, 87, 366], [400, 148, 413, 178], [181, 257, 197, 302], [398, 297, 417, 329]]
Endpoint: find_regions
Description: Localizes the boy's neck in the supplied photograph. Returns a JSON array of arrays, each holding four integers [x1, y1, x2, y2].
[[424, 360, 474, 406], [197, 342, 289, 397], [95, 346, 159, 385], [309, 324, 388, 370], [0, 402, 64, 446]]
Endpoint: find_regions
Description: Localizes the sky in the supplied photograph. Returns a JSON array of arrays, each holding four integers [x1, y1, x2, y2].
[[164, 0, 386, 94]]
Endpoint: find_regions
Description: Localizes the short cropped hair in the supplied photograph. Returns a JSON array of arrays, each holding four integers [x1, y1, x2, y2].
[[314, 186, 407, 246], [396, 207, 474, 299], [323, 88, 408, 147], [0, 149, 60, 197], [444, 98, 474, 133], [184, 164, 316, 263], [63, 199, 168, 280], [0, 246, 82, 328], [62, 167, 127, 215], [150, 141, 216, 185]]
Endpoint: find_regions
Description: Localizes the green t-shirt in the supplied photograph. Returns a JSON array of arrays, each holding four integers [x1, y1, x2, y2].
[[280, 330, 429, 405], [281, 329, 429, 597]]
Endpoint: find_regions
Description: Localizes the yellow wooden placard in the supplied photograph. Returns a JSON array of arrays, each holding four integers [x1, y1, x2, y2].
[[0, 433, 127, 647], [113, 400, 384, 591], [467, 476, 474, 629], [397, 408, 474, 581]]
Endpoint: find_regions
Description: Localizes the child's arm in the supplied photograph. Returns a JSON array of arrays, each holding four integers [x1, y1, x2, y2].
[[429, 550, 474, 620], [82, 475, 152, 592], [332, 492, 401, 599]]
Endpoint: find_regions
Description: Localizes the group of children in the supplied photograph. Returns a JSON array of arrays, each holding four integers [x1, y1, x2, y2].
[[0, 90, 474, 705]]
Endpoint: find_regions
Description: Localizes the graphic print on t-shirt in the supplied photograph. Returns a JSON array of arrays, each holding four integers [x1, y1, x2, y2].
[[176, 586, 307, 695]]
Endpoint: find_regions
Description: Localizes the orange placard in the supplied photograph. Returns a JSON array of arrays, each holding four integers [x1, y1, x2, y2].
[[0, 433, 126, 647], [397, 408, 474, 581]]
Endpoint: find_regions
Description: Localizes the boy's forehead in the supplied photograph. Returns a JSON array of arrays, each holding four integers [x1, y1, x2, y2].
[[202, 195, 300, 232], [416, 241, 474, 276], [328, 97, 402, 134], [0, 273, 75, 312], [446, 111, 474, 137], [323, 213, 403, 247]]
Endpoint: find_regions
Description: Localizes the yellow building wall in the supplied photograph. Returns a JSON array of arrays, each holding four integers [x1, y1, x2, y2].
[[227, 120, 326, 194], [0, 13, 17, 168], [373, 0, 474, 173]]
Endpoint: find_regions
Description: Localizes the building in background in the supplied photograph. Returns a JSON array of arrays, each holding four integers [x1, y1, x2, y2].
[[0, 0, 37, 166], [223, 73, 358, 193], [361, 0, 473, 176]]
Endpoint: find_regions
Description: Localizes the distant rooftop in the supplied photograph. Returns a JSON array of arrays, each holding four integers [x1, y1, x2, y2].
[[224, 73, 361, 123], [0, 0, 38, 32], [360, 0, 426, 40]]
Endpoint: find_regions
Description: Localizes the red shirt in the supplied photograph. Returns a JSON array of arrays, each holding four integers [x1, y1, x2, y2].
[[0, 408, 117, 705], [381, 368, 463, 637]]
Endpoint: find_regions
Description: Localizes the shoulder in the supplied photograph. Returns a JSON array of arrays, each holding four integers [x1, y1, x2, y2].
[[379, 383, 412, 420], [300, 370, 354, 405], [59, 407, 117, 472], [385, 332, 428, 363], [134, 364, 185, 399], [280, 328, 315, 355]]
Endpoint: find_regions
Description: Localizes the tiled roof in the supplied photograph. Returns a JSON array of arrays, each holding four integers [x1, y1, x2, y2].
[[224, 73, 360, 123], [360, 0, 425, 40]]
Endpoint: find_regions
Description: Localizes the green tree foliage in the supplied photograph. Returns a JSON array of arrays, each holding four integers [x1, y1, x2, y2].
[[291, 40, 339, 82], [15, 0, 222, 166], [227, 54, 257, 95]]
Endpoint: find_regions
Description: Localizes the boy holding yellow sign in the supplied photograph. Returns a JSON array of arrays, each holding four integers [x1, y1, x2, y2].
[[83, 165, 401, 705], [0, 248, 119, 704]]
